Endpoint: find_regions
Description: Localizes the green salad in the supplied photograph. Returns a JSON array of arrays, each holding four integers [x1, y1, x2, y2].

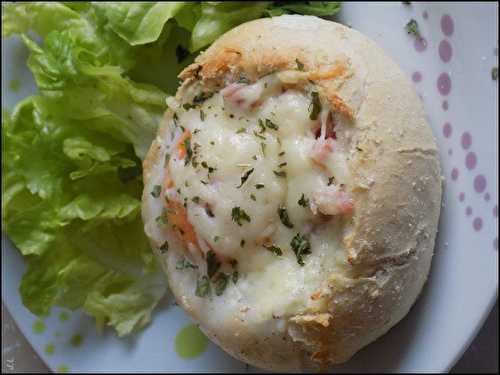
[[1, 1, 341, 336]]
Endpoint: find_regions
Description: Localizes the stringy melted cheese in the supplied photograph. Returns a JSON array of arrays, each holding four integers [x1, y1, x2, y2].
[[144, 76, 351, 319]]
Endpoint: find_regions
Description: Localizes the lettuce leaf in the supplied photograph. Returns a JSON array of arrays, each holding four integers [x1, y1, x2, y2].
[[2, 1, 341, 337]]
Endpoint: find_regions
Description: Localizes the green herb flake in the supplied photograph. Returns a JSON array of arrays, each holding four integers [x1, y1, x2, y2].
[[240, 239, 246, 247], [151, 185, 161, 198], [309, 91, 322, 120], [193, 92, 214, 104], [214, 273, 229, 296], [237, 168, 255, 188], [258, 119, 266, 133], [255, 183, 265, 189], [206, 250, 221, 278], [192, 196, 200, 204], [176, 257, 198, 270], [236, 127, 246, 134], [278, 162, 287, 168], [165, 153, 171, 164], [298, 194, 309, 208], [159, 241, 169, 253], [184, 138, 192, 166], [327, 176, 335, 186], [278, 151, 285, 156], [290, 233, 311, 266], [214, 235, 220, 242], [492, 67, 498, 81], [231, 207, 251, 226], [250, 193, 256, 201], [296, 58, 305, 71], [238, 77, 250, 84], [263, 244, 283, 256], [200, 110, 205, 121], [405, 19, 421, 39], [273, 170, 287, 178], [232, 270, 239, 284], [278, 206, 294, 228], [195, 275, 211, 297], [155, 213, 168, 226], [253, 131, 266, 140], [265, 119, 279, 130]]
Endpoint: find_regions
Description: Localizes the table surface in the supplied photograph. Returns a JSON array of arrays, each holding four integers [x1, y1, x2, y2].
[[2, 301, 498, 373]]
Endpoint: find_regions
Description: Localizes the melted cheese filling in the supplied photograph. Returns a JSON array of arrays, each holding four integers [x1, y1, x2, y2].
[[144, 76, 352, 318]]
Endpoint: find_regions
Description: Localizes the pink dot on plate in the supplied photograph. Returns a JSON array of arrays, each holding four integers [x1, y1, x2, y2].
[[466, 206, 472, 216], [494, 205, 498, 218], [439, 40, 453, 62], [442, 100, 449, 111], [443, 122, 452, 138], [451, 168, 459, 181], [437, 73, 452, 95], [441, 14, 454, 36], [459, 192, 465, 202], [473, 217, 483, 231], [484, 193, 490, 201], [465, 152, 477, 170], [474, 175, 487, 193], [414, 37, 428, 52], [461, 132, 472, 149], [412, 71, 422, 83]]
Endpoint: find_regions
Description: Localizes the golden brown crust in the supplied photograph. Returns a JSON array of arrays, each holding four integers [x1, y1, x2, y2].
[[143, 15, 442, 371]]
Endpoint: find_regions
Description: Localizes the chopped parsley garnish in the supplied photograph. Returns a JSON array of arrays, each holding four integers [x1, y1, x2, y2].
[[278, 151, 285, 156], [214, 273, 229, 296], [252, 155, 258, 160], [238, 76, 250, 84], [155, 213, 168, 226], [214, 235, 220, 242], [264, 244, 283, 256], [231, 207, 251, 226], [183, 138, 192, 166], [236, 127, 246, 134], [205, 205, 215, 217], [253, 131, 266, 140], [298, 193, 309, 207], [255, 183, 265, 189], [173, 112, 179, 126], [200, 110, 205, 121], [278, 206, 294, 228], [265, 119, 279, 130], [206, 250, 221, 278], [278, 162, 287, 168], [492, 67, 498, 81], [327, 176, 335, 186], [176, 257, 198, 270], [230, 259, 238, 268], [165, 153, 171, 164], [151, 185, 161, 198], [195, 275, 211, 297], [405, 19, 421, 39], [240, 239, 246, 247], [232, 270, 239, 284], [296, 58, 305, 71], [159, 241, 169, 253], [237, 168, 254, 188], [192, 196, 200, 204], [273, 170, 287, 178], [250, 193, 256, 201], [309, 91, 322, 120], [290, 233, 311, 266], [183, 102, 196, 111], [258, 119, 266, 133], [193, 92, 214, 104]]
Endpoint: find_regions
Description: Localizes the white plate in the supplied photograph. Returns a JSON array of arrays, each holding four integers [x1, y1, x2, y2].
[[2, 2, 498, 373]]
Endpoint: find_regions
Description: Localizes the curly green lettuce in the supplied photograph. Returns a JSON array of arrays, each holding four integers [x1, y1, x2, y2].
[[2, 1, 340, 336]]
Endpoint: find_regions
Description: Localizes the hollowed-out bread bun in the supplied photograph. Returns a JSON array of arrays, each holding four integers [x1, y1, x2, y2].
[[142, 15, 442, 372]]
